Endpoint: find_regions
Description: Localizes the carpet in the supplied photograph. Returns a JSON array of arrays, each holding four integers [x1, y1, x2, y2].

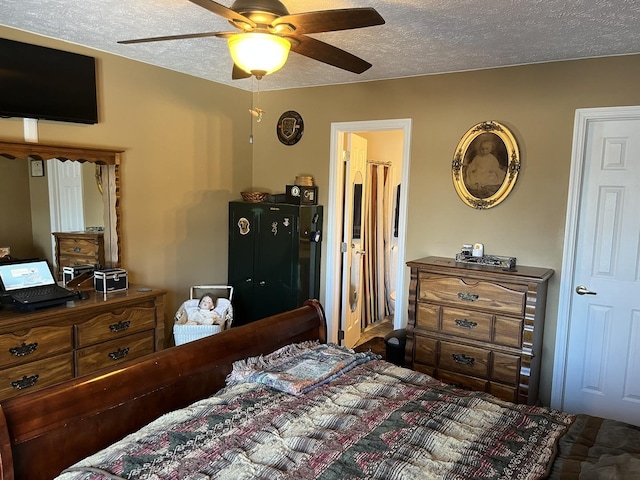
[[353, 336, 386, 359]]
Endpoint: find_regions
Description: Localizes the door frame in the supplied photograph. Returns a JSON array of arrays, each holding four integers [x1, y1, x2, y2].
[[324, 119, 412, 344], [550, 105, 640, 410]]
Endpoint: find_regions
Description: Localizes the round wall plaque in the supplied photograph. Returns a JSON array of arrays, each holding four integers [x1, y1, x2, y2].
[[277, 110, 304, 145]]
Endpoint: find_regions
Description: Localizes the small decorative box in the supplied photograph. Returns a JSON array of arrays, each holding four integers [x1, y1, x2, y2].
[[94, 268, 128, 294], [285, 185, 318, 205], [455, 253, 517, 270], [63, 264, 95, 286]]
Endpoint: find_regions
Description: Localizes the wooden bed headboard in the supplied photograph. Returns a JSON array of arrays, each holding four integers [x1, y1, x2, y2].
[[0, 300, 326, 480]]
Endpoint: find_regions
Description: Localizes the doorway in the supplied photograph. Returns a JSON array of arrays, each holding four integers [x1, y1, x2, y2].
[[47, 159, 85, 263], [551, 106, 640, 425], [324, 119, 412, 346]]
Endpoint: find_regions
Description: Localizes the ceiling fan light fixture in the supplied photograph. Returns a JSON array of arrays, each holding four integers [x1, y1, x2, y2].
[[228, 32, 290, 78]]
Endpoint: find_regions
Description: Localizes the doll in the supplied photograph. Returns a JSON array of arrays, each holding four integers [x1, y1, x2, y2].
[[187, 293, 223, 325]]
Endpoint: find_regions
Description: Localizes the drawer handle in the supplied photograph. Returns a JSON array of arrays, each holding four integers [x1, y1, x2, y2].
[[73, 246, 81, 252], [454, 318, 478, 329], [11, 374, 39, 390], [457, 292, 479, 302], [109, 320, 131, 333], [452, 353, 475, 366], [108, 347, 130, 361], [9, 342, 38, 357]]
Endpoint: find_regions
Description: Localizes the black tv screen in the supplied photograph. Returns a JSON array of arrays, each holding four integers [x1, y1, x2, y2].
[[0, 38, 98, 124]]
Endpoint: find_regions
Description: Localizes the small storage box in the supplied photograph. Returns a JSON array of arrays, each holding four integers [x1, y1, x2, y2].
[[285, 185, 318, 205], [63, 264, 95, 286], [94, 268, 128, 294]]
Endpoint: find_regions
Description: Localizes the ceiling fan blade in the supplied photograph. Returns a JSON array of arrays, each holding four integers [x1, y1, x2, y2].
[[119, 32, 229, 44], [188, 0, 256, 28], [273, 8, 384, 35], [289, 35, 372, 74], [232, 63, 252, 80]]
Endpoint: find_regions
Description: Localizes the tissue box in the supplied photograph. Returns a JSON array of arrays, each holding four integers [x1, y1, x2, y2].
[[94, 268, 128, 293]]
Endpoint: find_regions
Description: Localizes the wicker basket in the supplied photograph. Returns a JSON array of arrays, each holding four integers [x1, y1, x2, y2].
[[173, 296, 233, 346], [173, 323, 225, 346], [241, 191, 268, 203]]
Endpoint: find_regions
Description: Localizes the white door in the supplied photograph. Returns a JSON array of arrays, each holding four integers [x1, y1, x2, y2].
[[553, 107, 640, 425], [341, 134, 368, 348], [48, 160, 85, 263], [48, 159, 85, 231]]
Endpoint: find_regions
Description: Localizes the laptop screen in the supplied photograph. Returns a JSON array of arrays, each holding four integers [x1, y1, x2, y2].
[[0, 260, 56, 291]]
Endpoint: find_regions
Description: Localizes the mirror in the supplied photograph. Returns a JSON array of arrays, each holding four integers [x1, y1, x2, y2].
[[0, 140, 122, 268]]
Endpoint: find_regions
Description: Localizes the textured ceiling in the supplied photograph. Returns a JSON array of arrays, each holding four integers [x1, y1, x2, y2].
[[2, 0, 639, 91]]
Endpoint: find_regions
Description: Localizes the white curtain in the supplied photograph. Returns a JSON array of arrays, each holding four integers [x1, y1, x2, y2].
[[362, 161, 392, 328]]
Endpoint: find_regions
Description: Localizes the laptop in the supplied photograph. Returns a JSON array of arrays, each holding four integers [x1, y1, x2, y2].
[[0, 260, 78, 311]]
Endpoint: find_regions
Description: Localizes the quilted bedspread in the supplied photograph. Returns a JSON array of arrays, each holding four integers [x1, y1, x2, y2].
[[57, 359, 574, 480]]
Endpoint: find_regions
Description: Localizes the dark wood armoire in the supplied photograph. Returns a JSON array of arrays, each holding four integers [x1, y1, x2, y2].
[[228, 201, 323, 326]]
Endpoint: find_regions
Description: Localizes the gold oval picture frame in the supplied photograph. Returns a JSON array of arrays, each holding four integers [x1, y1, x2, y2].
[[452, 120, 520, 209]]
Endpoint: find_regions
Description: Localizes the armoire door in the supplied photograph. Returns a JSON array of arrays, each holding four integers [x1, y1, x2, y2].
[[253, 207, 298, 319], [228, 203, 258, 325]]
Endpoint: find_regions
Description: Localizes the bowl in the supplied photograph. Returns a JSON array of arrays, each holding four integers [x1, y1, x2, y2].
[[241, 191, 268, 203]]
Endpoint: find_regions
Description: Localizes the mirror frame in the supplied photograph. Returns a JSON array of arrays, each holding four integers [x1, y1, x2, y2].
[[0, 140, 123, 266]]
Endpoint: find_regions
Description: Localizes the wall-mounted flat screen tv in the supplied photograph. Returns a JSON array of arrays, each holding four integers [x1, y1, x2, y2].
[[0, 38, 98, 124]]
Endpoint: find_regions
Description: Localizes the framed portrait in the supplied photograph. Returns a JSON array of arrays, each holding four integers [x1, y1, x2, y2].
[[452, 121, 520, 209], [30, 158, 45, 177]]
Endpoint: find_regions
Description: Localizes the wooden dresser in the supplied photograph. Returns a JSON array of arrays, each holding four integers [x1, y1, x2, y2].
[[406, 256, 553, 405], [52, 232, 106, 279], [0, 286, 166, 402]]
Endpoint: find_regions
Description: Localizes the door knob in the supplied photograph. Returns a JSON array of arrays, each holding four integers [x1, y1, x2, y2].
[[576, 285, 597, 295]]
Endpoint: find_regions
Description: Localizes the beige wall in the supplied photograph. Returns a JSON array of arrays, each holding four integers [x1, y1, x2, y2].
[[0, 157, 33, 258], [251, 55, 640, 404], [3, 25, 640, 405], [0, 26, 252, 316]]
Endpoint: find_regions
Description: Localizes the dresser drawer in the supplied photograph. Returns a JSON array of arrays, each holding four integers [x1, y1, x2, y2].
[[492, 351, 521, 385], [59, 254, 98, 267], [438, 369, 518, 403], [76, 306, 157, 347], [438, 369, 489, 393], [0, 326, 73, 368], [494, 316, 523, 348], [0, 352, 74, 400], [75, 331, 155, 376], [441, 307, 492, 342], [419, 275, 526, 315], [57, 238, 101, 256], [415, 303, 439, 331], [413, 335, 438, 366], [439, 341, 490, 379], [441, 308, 523, 348]]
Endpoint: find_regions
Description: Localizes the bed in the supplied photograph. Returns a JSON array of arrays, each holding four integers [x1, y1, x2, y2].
[[0, 299, 638, 479]]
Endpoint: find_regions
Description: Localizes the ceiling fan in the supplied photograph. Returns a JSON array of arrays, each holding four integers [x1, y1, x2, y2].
[[119, 0, 385, 80]]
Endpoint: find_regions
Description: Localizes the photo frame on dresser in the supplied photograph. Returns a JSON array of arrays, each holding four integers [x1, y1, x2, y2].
[[452, 120, 520, 209]]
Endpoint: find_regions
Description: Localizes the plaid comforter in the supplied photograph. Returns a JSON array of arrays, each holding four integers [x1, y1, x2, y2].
[[57, 358, 573, 480]]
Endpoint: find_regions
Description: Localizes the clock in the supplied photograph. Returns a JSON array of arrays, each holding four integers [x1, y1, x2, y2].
[[277, 110, 304, 146]]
